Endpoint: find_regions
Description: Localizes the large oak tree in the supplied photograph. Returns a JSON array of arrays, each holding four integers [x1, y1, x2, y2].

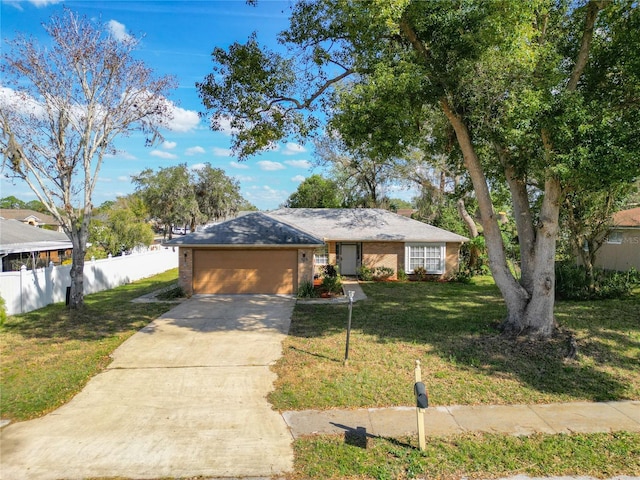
[[197, 0, 640, 337]]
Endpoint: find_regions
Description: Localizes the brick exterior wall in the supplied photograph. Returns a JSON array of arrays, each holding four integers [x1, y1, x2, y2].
[[178, 247, 194, 296], [328, 242, 337, 266], [362, 242, 405, 280], [297, 248, 316, 289], [445, 243, 462, 278]]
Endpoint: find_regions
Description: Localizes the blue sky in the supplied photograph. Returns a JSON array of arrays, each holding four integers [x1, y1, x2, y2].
[[0, 0, 345, 210]]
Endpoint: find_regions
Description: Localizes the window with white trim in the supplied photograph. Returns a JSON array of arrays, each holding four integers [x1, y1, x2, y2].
[[405, 243, 445, 274], [606, 231, 623, 245], [314, 246, 328, 265]]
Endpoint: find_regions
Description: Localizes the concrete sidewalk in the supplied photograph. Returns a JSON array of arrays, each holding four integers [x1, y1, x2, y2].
[[1, 295, 296, 480], [283, 400, 640, 439]]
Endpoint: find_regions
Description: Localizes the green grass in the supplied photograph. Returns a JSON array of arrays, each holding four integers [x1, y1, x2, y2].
[[278, 278, 639, 478], [291, 431, 640, 480], [2, 273, 638, 479], [0, 269, 179, 421], [270, 277, 640, 409]]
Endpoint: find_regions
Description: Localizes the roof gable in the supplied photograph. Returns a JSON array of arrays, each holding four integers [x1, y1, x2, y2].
[[164, 212, 324, 247], [0, 209, 59, 226], [268, 208, 469, 243]]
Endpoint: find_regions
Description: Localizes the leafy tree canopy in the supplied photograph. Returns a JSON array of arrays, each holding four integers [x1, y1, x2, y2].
[[283, 174, 342, 208], [198, 0, 640, 337], [133, 163, 248, 238]]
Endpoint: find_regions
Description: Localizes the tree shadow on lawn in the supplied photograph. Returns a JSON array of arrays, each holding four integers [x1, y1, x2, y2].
[[288, 281, 639, 402]]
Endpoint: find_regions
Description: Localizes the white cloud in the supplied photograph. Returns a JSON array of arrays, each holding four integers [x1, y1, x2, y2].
[[162, 141, 177, 150], [215, 116, 238, 136], [7, 0, 62, 8], [185, 146, 205, 156], [282, 142, 306, 156], [284, 159, 311, 169], [258, 160, 285, 171], [291, 175, 306, 183], [229, 161, 250, 170], [150, 150, 178, 160], [106, 20, 132, 42], [386, 183, 419, 202], [165, 103, 200, 132], [117, 176, 131, 182], [233, 174, 255, 182], [190, 163, 206, 171], [212, 147, 232, 157], [0, 86, 45, 118], [32, 0, 63, 5], [105, 150, 136, 160], [246, 185, 289, 208]]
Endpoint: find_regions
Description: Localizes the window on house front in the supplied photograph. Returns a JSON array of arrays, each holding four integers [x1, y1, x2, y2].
[[606, 231, 623, 245], [314, 246, 328, 265], [405, 243, 445, 274]]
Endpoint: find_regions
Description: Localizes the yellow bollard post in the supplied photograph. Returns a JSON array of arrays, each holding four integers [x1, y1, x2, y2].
[[415, 360, 426, 451]]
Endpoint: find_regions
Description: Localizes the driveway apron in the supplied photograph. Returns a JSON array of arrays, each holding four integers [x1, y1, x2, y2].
[[1, 295, 296, 480]]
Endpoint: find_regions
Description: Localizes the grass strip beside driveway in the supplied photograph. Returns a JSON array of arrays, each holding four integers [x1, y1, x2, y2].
[[0, 269, 179, 422]]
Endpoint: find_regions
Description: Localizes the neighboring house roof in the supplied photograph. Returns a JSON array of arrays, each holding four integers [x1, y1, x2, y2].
[[0, 208, 59, 227], [0, 219, 72, 255], [164, 212, 325, 247], [612, 207, 640, 228], [395, 208, 417, 218], [267, 208, 469, 243]]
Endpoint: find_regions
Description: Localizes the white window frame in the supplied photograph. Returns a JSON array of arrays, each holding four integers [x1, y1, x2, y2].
[[606, 231, 623, 245], [405, 243, 446, 274], [314, 246, 329, 265]]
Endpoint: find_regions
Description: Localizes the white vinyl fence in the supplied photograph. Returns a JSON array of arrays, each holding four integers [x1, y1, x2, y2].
[[0, 247, 178, 315]]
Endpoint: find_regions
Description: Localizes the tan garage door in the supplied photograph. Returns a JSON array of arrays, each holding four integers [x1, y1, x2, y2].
[[193, 249, 297, 294]]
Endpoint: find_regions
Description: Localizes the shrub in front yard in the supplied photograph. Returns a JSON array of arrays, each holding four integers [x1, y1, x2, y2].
[[297, 280, 318, 298], [373, 266, 395, 281], [555, 262, 640, 300], [357, 265, 374, 281], [321, 274, 343, 295]]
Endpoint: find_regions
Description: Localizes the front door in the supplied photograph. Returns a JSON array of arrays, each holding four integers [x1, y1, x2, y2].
[[340, 244, 358, 275]]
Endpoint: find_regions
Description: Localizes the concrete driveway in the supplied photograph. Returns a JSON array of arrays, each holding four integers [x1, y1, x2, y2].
[[0, 295, 296, 480]]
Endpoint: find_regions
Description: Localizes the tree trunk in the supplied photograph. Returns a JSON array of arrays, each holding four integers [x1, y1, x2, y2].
[[441, 99, 559, 338], [508, 177, 562, 337], [68, 225, 88, 309], [585, 255, 596, 292], [495, 145, 536, 292], [456, 198, 478, 238]]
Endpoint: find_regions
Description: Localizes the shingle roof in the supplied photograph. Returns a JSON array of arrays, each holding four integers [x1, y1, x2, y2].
[[163, 212, 325, 247], [0, 208, 59, 226], [267, 208, 469, 243], [0, 219, 72, 254], [612, 207, 640, 228]]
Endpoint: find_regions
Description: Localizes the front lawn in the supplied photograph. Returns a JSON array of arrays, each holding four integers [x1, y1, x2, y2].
[[270, 277, 640, 409], [0, 269, 179, 421], [275, 277, 640, 479]]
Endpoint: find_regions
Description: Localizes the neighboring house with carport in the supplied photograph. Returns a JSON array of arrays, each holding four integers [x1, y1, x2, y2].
[[165, 208, 468, 296], [587, 206, 640, 272], [0, 218, 73, 271]]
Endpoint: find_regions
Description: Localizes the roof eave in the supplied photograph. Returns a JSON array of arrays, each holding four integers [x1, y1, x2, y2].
[[162, 242, 325, 248]]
